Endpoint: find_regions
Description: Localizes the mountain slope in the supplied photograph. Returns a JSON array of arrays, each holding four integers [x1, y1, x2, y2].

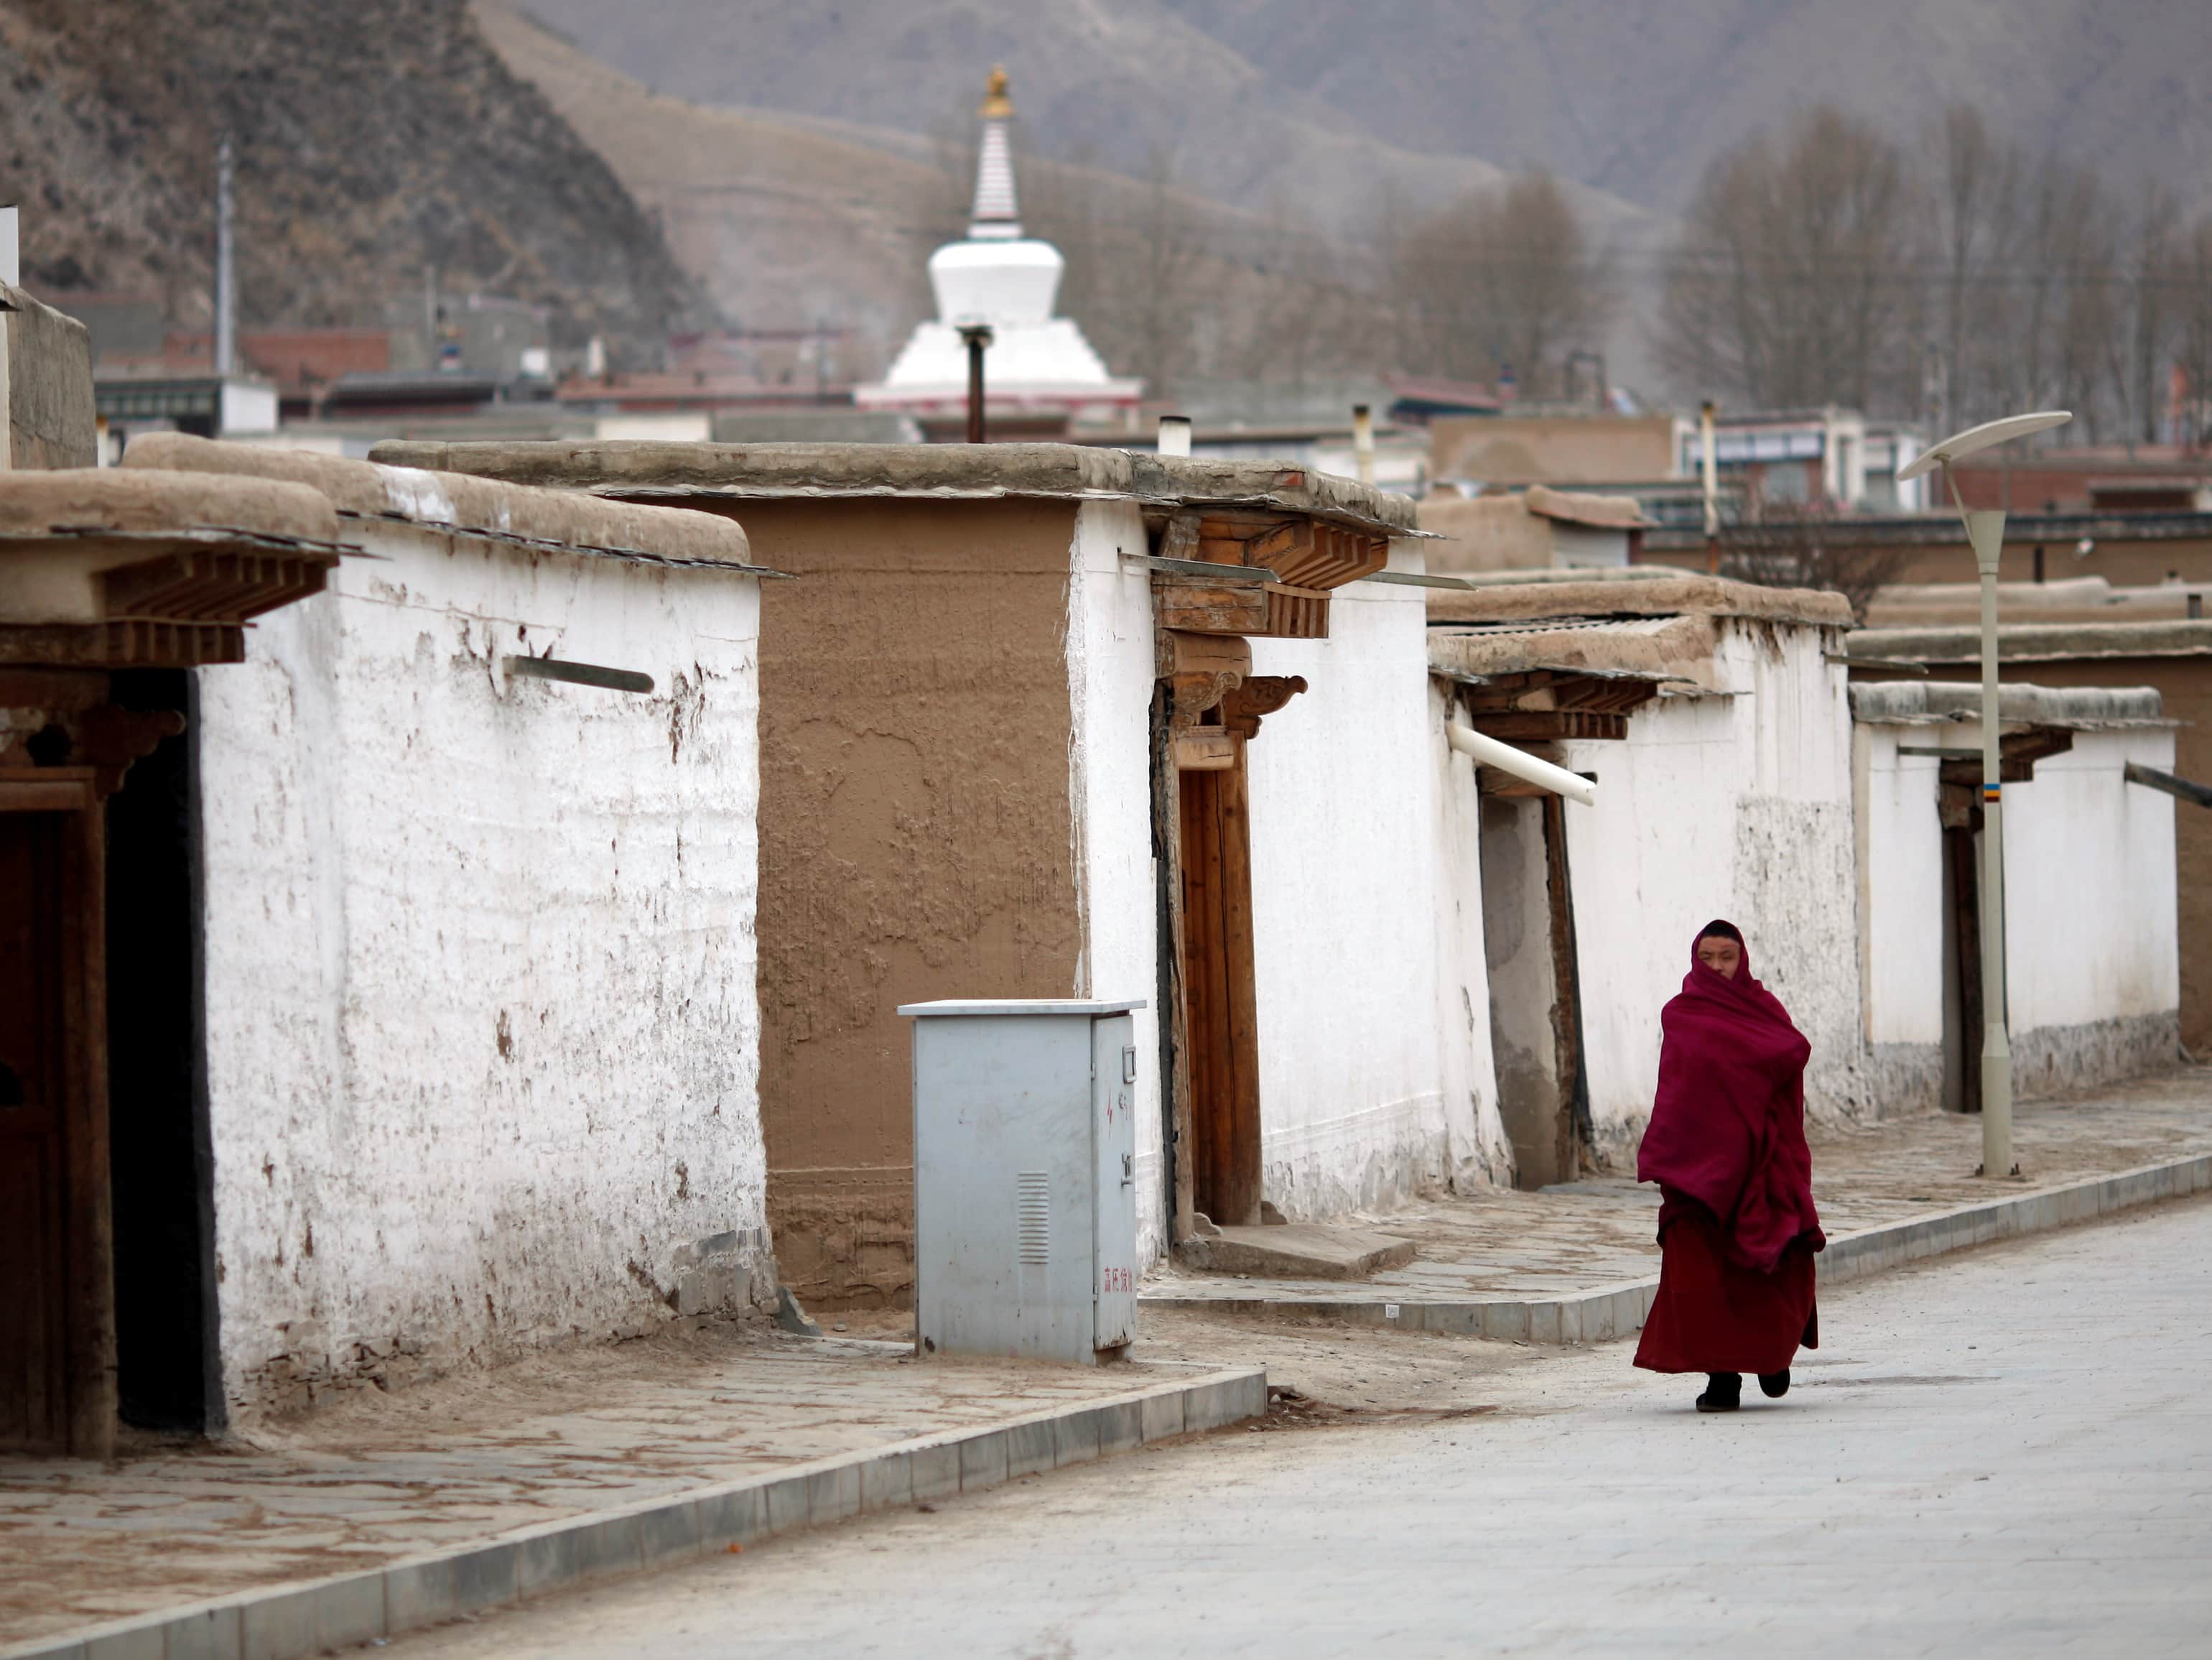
[[511, 0, 1657, 241], [517, 0, 2212, 223], [0, 0, 706, 353], [1165, 0, 2212, 214]]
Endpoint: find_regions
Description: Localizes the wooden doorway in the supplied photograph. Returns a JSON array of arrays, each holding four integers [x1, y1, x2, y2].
[[1176, 741, 1262, 1227], [0, 770, 113, 1457]]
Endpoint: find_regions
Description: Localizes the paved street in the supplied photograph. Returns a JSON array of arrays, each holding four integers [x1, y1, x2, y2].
[[390, 1195, 2212, 1659]]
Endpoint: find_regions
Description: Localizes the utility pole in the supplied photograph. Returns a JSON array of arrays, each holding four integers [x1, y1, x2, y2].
[[213, 136, 236, 379]]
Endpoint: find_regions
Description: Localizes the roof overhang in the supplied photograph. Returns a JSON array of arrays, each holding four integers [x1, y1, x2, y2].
[[0, 469, 350, 668]]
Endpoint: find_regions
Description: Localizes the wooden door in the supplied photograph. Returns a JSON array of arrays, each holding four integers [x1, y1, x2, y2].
[[1176, 743, 1263, 1227], [0, 771, 113, 1457]]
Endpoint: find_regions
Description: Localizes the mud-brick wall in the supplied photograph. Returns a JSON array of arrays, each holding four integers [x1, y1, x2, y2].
[[197, 525, 764, 1422], [733, 499, 1086, 1309]]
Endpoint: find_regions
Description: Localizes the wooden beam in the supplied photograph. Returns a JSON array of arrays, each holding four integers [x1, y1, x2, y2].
[[1174, 728, 1236, 771], [1464, 710, 1630, 742]]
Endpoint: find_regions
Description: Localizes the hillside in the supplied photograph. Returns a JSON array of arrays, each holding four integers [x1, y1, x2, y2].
[[1168, 0, 2212, 215], [508, 0, 1657, 243], [0, 0, 707, 355], [516, 0, 2212, 221], [475, 1, 1400, 386]]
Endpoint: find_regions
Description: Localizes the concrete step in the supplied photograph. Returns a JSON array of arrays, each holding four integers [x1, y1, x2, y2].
[[1176, 1223, 1417, 1280]]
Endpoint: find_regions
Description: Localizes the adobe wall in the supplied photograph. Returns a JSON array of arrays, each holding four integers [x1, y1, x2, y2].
[[728, 498, 1087, 1308], [197, 519, 765, 1423]]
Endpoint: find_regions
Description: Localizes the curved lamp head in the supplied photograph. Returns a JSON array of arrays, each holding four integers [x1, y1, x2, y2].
[[1897, 410, 2072, 481]]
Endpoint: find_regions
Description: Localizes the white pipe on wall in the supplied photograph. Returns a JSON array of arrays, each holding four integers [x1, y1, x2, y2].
[[1446, 721, 1597, 807]]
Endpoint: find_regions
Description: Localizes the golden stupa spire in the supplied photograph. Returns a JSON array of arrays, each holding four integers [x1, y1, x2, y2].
[[978, 65, 1014, 120]]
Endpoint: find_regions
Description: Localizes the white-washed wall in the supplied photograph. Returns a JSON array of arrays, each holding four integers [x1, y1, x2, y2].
[[1859, 715, 2178, 1098], [196, 523, 764, 1421], [1245, 545, 1464, 1217], [1559, 618, 1864, 1164], [1065, 501, 1168, 1266], [1853, 726, 1948, 1110], [2003, 731, 2178, 1045]]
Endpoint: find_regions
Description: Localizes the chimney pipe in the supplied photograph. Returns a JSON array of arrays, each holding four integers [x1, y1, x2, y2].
[[958, 323, 993, 444], [214, 136, 236, 379], [1156, 414, 1191, 458], [1700, 399, 1719, 575], [1352, 403, 1375, 485]]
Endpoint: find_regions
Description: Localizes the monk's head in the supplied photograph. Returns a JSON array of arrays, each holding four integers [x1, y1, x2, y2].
[[1695, 920, 1744, 980]]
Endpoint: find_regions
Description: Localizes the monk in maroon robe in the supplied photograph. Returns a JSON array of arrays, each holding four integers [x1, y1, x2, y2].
[[1633, 919, 1823, 1411]]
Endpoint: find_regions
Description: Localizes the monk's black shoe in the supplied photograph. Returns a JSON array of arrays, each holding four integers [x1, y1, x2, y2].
[[1758, 1368, 1790, 1398], [1696, 1373, 1742, 1412]]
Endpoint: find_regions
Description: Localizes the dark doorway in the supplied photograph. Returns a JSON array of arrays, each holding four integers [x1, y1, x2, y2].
[[1942, 822, 1984, 1115], [103, 669, 222, 1433], [1477, 787, 1590, 1189], [1176, 743, 1262, 1227]]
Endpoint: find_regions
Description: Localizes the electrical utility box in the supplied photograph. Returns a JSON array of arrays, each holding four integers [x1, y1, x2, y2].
[[899, 998, 1144, 1365]]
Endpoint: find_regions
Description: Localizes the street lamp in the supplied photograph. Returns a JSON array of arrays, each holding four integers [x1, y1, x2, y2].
[[1898, 409, 2072, 1179]]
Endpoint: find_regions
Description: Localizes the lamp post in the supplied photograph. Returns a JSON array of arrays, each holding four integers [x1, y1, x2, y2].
[[1897, 410, 2072, 1179]]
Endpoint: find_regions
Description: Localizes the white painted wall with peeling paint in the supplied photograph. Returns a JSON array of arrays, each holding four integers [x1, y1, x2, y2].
[[194, 520, 764, 1422], [1556, 618, 1865, 1165]]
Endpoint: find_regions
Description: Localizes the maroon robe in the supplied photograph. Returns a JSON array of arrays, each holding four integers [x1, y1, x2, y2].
[[1632, 921, 1823, 1376]]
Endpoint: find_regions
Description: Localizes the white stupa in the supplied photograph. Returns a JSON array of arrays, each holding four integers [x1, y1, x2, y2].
[[855, 68, 1143, 432]]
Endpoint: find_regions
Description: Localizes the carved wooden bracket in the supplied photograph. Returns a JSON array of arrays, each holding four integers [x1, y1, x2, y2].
[[1156, 629, 1250, 733], [71, 704, 187, 798], [1218, 674, 1307, 741]]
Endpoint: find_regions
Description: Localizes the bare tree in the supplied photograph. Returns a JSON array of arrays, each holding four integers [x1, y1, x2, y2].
[[1660, 106, 1918, 412], [1925, 105, 2020, 432], [1389, 171, 1609, 394], [1720, 504, 1915, 620], [2175, 216, 2212, 449]]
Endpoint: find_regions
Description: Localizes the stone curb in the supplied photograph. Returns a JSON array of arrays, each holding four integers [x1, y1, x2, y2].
[[2, 1365, 1268, 1660], [1140, 1149, 2212, 1345]]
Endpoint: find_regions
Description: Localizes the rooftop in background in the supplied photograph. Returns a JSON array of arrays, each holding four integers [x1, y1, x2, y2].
[[1380, 375, 1503, 424], [1424, 570, 1853, 631], [361, 439, 1419, 537], [1848, 680, 2169, 730], [1849, 620, 2212, 664], [1430, 407, 1928, 518], [1942, 443, 2212, 515]]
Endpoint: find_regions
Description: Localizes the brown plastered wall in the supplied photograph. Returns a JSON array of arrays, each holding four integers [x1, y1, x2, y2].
[[1867, 654, 2212, 1053], [1645, 530, 2212, 591], [1429, 414, 1675, 485], [704, 496, 1086, 1309]]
